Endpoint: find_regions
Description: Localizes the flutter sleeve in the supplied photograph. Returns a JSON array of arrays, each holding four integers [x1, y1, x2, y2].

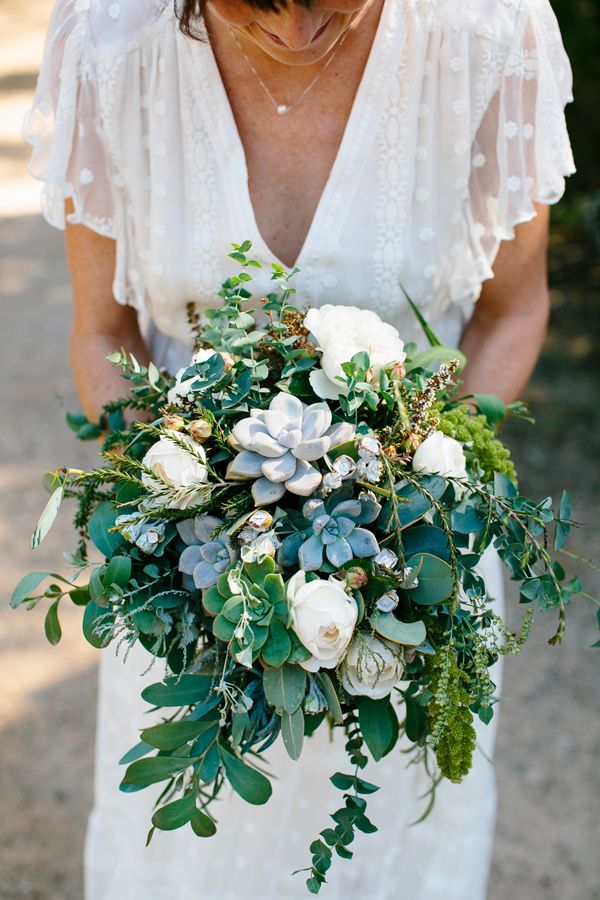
[[22, 0, 116, 237], [468, 0, 576, 268]]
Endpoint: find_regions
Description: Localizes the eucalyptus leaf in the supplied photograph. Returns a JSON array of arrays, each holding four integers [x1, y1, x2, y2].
[[218, 743, 272, 805], [263, 663, 306, 714], [152, 792, 197, 831], [44, 600, 62, 645], [370, 611, 426, 646], [281, 707, 305, 761]]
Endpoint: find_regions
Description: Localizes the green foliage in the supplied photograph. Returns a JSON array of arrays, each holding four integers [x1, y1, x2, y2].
[[438, 405, 517, 483]]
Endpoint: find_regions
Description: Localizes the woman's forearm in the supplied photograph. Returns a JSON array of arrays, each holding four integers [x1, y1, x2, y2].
[[459, 301, 549, 405], [70, 327, 150, 423]]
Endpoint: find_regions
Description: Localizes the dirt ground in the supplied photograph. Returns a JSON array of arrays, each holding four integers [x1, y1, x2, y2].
[[1, 3, 599, 900]]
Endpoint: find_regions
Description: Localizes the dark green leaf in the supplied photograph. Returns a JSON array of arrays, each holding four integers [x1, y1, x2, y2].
[[88, 501, 123, 558], [191, 808, 217, 837], [142, 675, 212, 708], [405, 553, 454, 605], [474, 393, 506, 427], [82, 599, 111, 649], [44, 600, 62, 645], [104, 555, 132, 590], [401, 525, 451, 561], [218, 743, 272, 805], [357, 697, 395, 762], [152, 793, 196, 831], [141, 719, 215, 751], [123, 756, 190, 787]]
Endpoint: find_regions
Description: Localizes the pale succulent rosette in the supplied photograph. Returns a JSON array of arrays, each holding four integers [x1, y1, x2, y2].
[[16, 242, 587, 898], [226, 392, 355, 505]]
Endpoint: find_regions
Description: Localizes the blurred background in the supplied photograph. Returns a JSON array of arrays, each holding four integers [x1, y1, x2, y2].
[[0, 1, 598, 898]]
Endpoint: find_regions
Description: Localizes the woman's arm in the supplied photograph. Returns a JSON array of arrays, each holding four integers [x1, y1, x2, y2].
[[459, 202, 551, 405], [64, 199, 149, 422]]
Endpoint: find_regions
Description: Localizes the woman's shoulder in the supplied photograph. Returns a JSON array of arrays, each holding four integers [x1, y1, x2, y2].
[[426, 0, 557, 48], [48, 0, 176, 58]]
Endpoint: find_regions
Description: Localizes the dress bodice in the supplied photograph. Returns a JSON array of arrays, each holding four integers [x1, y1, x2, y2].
[[24, 0, 575, 370]]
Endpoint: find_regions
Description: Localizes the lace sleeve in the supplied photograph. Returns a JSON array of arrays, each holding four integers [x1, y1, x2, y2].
[[469, 0, 575, 258], [22, 0, 116, 238]]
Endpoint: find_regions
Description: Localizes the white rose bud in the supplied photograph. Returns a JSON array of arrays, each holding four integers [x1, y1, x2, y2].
[[287, 572, 358, 673], [340, 632, 404, 700], [412, 431, 467, 479], [141, 432, 208, 510]]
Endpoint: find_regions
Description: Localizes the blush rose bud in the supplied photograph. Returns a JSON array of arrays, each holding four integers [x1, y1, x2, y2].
[[163, 414, 186, 431], [345, 567, 368, 589], [393, 362, 406, 378], [220, 352, 235, 372], [188, 419, 212, 442]]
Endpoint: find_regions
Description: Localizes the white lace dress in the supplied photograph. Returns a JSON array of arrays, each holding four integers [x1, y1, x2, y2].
[[24, 1, 575, 898]]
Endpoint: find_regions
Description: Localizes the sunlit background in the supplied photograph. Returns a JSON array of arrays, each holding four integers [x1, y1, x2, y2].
[[1, 1, 598, 898]]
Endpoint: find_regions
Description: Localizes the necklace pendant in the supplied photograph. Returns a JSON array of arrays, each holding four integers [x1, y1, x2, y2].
[[276, 104, 289, 115]]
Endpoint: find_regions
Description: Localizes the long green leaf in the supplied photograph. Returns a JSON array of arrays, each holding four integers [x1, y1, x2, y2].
[[218, 743, 272, 805], [281, 708, 304, 761], [401, 286, 443, 347], [123, 756, 191, 788], [141, 719, 215, 752]]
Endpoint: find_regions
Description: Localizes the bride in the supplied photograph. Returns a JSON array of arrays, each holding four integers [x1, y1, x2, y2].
[[24, 0, 574, 897]]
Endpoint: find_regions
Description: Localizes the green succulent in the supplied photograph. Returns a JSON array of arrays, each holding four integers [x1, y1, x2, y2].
[[202, 557, 308, 668]]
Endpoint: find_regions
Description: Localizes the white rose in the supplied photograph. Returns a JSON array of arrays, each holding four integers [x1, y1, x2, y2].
[[304, 305, 406, 400], [142, 431, 208, 510], [412, 431, 467, 479], [287, 571, 358, 672], [340, 632, 404, 700], [167, 349, 218, 406]]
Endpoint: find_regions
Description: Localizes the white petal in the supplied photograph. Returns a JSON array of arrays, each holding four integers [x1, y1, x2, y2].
[[261, 451, 297, 483], [293, 437, 329, 462], [309, 368, 343, 401], [226, 450, 265, 480], [232, 418, 268, 450], [269, 392, 304, 427], [252, 477, 287, 506], [285, 460, 323, 496], [277, 428, 302, 450], [300, 655, 322, 673], [326, 422, 356, 449], [301, 403, 332, 440]]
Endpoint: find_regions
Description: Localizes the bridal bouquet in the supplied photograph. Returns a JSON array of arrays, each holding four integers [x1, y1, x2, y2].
[[13, 243, 589, 893]]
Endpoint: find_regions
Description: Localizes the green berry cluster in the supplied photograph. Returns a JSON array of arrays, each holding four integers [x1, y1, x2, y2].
[[427, 651, 477, 784], [438, 405, 517, 484]]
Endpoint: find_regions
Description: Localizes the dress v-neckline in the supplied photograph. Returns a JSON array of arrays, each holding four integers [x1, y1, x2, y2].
[[195, 0, 399, 271]]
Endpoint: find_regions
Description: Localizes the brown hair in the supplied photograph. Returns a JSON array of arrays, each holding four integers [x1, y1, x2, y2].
[[176, 0, 315, 40]]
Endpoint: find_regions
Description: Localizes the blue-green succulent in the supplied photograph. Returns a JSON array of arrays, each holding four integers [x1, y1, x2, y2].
[[280, 492, 382, 571]]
